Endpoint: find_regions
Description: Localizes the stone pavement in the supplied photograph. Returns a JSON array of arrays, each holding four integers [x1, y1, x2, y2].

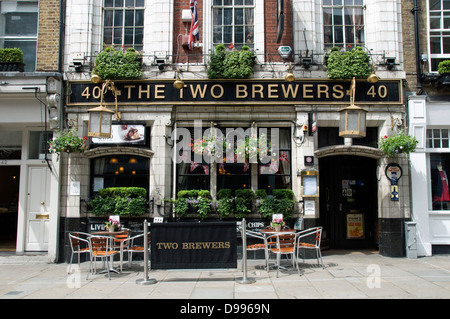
[[1, 250, 450, 300]]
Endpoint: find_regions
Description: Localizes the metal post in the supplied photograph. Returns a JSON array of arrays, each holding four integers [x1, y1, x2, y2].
[[236, 218, 255, 284], [136, 220, 157, 285]]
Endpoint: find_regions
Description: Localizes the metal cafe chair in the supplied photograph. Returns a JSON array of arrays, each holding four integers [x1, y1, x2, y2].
[[245, 230, 270, 271], [87, 235, 119, 280], [296, 227, 325, 269], [68, 232, 92, 274], [268, 232, 299, 278], [123, 232, 151, 268], [112, 229, 130, 272]]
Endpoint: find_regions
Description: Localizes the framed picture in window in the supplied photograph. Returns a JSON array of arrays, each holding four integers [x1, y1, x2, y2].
[[91, 123, 146, 145]]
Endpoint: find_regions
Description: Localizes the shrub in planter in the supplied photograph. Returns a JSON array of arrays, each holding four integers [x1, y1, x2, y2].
[[93, 46, 142, 80], [89, 187, 148, 217], [0, 48, 24, 71], [207, 44, 255, 79], [438, 60, 450, 75], [175, 190, 212, 219], [217, 188, 234, 218], [327, 46, 371, 79], [258, 189, 295, 220], [235, 189, 254, 218]]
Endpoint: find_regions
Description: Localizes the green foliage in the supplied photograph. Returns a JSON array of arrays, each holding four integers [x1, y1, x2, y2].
[[48, 128, 87, 159], [438, 60, 450, 74], [273, 189, 294, 200], [0, 48, 23, 63], [327, 46, 371, 79], [255, 189, 267, 199], [93, 47, 142, 80], [217, 188, 232, 199], [378, 130, 418, 157], [207, 45, 255, 79], [175, 190, 212, 219], [89, 187, 148, 216], [235, 189, 254, 202], [258, 190, 295, 220]]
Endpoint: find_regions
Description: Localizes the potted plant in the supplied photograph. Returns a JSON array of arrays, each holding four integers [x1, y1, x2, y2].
[[105, 217, 120, 232], [326, 46, 371, 79], [93, 46, 142, 80], [0, 48, 25, 71], [270, 216, 285, 232], [48, 128, 87, 159], [437, 60, 450, 89], [378, 130, 418, 157], [217, 188, 234, 218]]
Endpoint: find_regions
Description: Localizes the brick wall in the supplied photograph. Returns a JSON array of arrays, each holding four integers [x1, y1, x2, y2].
[[264, 0, 292, 63], [36, 0, 61, 72], [173, 0, 203, 63]]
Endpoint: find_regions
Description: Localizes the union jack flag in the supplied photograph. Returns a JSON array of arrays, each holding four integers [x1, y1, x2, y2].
[[189, 0, 199, 50]]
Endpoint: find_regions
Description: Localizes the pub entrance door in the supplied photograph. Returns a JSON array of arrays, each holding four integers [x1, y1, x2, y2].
[[319, 155, 378, 249]]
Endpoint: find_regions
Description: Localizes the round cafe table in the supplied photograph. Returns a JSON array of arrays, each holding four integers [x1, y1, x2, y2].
[[259, 228, 297, 272], [90, 231, 128, 274]]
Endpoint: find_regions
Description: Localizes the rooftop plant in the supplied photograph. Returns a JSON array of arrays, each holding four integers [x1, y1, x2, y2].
[[93, 46, 142, 80], [327, 46, 371, 79]]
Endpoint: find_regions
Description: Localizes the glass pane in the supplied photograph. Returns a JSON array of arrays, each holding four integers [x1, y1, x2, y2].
[[324, 26, 333, 44], [444, 36, 450, 53], [213, 26, 222, 43], [224, 26, 232, 43], [114, 27, 122, 44], [445, 16, 450, 28], [125, 0, 134, 8], [235, 26, 244, 44], [235, 8, 243, 24], [323, 8, 332, 25], [105, 0, 114, 7], [224, 0, 232, 5], [114, 10, 123, 26], [0, 131, 22, 160], [334, 8, 343, 25], [334, 26, 343, 44], [235, 0, 243, 5], [134, 27, 143, 45], [245, 26, 253, 44], [136, 0, 144, 6], [103, 28, 113, 44], [355, 27, 364, 44], [213, 8, 222, 25], [135, 10, 144, 26], [125, 10, 134, 26], [430, 16, 441, 29], [345, 26, 354, 44], [430, 37, 441, 54], [245, 0, 253, 4], [4, 12, 38, 36], [429, 0, 441, 10], [333, 0, 342, 5], [124, 28, 133, 45], [224, 8, 233, 25], [323, 0, 332, 4], [213, 0, 222, 5], [115, 0, 123, 7], [444, 0, 450, 9], [104, 10, 114, 26], [345, 7, 353, 25]]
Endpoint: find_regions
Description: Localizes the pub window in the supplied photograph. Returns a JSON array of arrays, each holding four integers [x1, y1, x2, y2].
[[0, 131, 22, 160], [428, 0, 450, 72], [90, 155, 149, 195], [258, 128, 291, 194], [103, 0, 144, 51], [0, 1, 38, 72], [212, 0, 254, 50], [323, 0, 365, 51], [430, 153, 450, 210]]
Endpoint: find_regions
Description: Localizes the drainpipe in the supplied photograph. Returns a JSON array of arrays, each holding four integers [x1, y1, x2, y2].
[[412, 0, 422, 94]]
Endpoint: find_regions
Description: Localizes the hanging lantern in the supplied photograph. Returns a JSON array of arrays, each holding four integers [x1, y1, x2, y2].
[[87, 105, 114, 138], [338, 77, 367, 138]]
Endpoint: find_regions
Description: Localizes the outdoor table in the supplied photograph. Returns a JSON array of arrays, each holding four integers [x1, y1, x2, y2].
[[90, 231, 127, 274], [259, 228, 297, 272]]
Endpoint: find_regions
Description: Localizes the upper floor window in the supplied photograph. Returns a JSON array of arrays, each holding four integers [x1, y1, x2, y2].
[[212, 0, 254, 50], [103, 0, 144, 51], [0, 1, 37, 72], [428, 0, 450, 72], [323, 0, 364, 51]]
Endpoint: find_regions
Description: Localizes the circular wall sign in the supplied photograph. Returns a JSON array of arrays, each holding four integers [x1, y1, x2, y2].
[[385, 163, 402, 180]]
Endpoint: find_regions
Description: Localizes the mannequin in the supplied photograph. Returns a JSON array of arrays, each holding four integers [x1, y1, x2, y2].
[[434, 162, 450, 204]]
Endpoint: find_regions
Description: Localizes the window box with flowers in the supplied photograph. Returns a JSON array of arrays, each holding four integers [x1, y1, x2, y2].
[[48, 128, 87, 159], [378, 130, 418, 157]]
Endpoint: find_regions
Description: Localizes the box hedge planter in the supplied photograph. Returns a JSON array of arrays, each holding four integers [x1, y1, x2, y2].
[[89, 187, 148, 217], [0, 48, 25, 72]]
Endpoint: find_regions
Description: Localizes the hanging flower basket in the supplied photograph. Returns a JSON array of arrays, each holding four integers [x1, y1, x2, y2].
[[378, 130, 418, 157], [48, 128, 87, 159]]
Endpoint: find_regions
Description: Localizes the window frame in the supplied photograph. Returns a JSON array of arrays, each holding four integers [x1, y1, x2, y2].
[[102, 0, 145, 51], [427, 0, 450, 72]]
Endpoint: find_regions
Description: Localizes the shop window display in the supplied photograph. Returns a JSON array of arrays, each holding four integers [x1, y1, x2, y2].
[[430, 153, 450, 210]]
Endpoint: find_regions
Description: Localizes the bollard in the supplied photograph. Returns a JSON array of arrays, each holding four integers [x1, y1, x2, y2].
[[136, 220, 157, 285], [236, 218, 255, 284]]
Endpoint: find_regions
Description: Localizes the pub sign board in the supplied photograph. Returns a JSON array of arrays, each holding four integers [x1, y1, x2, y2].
[[150, 222, 237, 269], [67, 79, 403, 106]]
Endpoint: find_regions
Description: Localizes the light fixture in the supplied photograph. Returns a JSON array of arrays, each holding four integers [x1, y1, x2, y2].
[[173, 68, 185, 89], [338, 77, 367, 138], [72, 61, 83, 72], [88, 79, 120, 138], [367, 63, 380, 83], [285, 62, 295, 82], [385, 57, 396, 70], [302, 57, 312, 69]]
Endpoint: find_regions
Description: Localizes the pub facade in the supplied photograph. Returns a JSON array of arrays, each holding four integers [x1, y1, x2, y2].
[[28, 0, 411, 261]]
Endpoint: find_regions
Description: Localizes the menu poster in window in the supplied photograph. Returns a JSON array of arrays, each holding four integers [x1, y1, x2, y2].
[[91, 124, 145, 145], [346, 213, 364, 239]]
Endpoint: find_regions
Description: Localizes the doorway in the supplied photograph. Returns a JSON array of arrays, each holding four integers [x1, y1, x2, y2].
[[0, 166, 20, 251], [319, 156, 378, 249]]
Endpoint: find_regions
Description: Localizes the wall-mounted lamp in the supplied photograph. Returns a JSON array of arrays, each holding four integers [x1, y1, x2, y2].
[[285, 62, 295, 82], [155, 53, 167, 71], [72, 61, 83, 72], [173, 68, 185, 89], [87, 79, 120, 138], [385, 57, 396, 70], [301, 57, 312, 69]]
